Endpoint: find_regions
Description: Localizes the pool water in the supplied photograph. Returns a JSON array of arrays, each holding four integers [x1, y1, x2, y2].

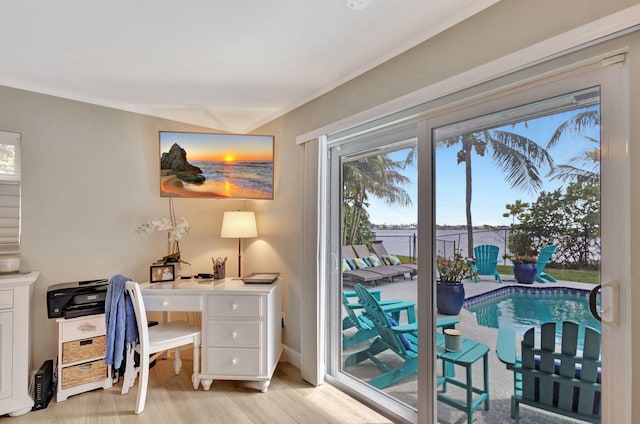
[[465, 288, 601, 348]]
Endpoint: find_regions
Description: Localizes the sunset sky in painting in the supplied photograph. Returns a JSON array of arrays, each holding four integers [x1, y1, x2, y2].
[[160, 132, 273, 162]]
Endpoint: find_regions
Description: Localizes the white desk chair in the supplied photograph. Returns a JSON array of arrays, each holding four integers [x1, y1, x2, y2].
[[122, 281, 201, 414]]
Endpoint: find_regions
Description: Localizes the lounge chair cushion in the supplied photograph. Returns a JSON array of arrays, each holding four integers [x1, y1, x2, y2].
[[346, 259, 357, 269], [383, 255, 402, 265], [354, 258, 369, 269], [387, 316, 411, 350], [368, 255, 383, 267], [341, 259, 351, 272]]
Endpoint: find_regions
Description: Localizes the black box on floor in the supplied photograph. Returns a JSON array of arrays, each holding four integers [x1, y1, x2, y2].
[[32, 360, 54, 411]]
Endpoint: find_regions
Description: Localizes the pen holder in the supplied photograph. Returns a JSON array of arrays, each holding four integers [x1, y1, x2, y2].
[[213, 262, 225, 279]]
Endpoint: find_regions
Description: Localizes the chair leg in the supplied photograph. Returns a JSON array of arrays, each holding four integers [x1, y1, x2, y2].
[[173, 348, 182, 375], [135, 352, 150, 414], [121, 347, 137, 395]]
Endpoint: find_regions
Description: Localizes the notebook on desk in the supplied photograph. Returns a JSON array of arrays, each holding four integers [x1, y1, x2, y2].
[[241, 273, 279, 284]]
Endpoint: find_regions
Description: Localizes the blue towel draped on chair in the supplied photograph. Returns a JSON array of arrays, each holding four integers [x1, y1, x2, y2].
[[105, 274, 138, 368]]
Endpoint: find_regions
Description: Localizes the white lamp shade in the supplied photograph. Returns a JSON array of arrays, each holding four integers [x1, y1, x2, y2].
[[220, 211, 258, 238]]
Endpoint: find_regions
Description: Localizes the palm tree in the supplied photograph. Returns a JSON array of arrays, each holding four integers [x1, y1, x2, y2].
[[547, 107, 600, 183], [343, 152, 413, 245], [439, 130, 554, 255]]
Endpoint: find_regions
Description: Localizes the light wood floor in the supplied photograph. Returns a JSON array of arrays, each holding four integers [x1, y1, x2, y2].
[[10, 357, 392, 424]]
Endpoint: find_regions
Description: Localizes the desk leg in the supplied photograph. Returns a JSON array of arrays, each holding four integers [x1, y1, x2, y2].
[[161, 311, 170, 360]]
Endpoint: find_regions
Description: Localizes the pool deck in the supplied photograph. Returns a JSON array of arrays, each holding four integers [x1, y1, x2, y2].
[[343, 274, 594, 423]]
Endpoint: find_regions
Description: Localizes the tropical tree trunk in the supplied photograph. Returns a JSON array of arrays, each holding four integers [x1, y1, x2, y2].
[[464, 136, 474, 255]]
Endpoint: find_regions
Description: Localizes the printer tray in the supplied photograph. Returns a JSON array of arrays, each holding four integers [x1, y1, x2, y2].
[[63, 303, 105, 319]]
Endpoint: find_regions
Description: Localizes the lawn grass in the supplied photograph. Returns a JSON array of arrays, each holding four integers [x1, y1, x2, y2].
[[397, 256, 600, 284], [496, 265, 600, 285]]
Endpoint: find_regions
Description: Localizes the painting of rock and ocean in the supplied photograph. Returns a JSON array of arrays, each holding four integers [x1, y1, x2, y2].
[[159, 131, 274, 199]]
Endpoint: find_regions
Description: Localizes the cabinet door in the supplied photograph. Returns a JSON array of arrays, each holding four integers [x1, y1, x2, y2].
[[0, 311, 13, 401]]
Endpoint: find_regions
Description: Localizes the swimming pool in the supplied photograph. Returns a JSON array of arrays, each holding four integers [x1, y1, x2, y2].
[[464, 286, 601, 347]]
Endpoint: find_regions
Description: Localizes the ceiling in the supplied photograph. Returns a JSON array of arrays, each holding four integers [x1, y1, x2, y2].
[[0, 0, 500, 133]]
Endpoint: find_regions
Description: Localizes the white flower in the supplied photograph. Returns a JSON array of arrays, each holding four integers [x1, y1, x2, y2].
[[136, 217, 190, 241]]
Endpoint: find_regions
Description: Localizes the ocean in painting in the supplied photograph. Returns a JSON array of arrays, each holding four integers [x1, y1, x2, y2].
[[191, 160, 273, 198]]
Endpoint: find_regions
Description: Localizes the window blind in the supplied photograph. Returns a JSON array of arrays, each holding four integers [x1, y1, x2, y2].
[[0, 131, 20, 255]]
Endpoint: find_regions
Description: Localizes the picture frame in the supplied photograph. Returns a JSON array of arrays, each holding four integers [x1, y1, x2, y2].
[[159, 131, 275, 199], [150, 263, 177, 283]]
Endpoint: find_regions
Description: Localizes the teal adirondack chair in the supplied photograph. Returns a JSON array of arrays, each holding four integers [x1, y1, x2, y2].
[[496, 321, 601, 423], [342, 289, 409, 349], [344, 283, 458, 389], [472, 244, 502, 283], [535, 245, 557, 283]]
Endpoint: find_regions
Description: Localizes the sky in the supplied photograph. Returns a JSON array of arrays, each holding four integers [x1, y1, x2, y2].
[[366, 106, 599, 226], [160, 131, 273, 162]]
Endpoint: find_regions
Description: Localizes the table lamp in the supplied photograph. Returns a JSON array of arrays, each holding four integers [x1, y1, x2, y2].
[[220, 211, 258, 277]]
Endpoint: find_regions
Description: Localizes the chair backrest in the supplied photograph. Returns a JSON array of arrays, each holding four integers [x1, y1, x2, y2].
[[352, 244, 371, 258], [520, 321, 601, 417], [341, 245, 357, 260], [473, 244, 499, 274], [124, 281, 148, 355], [371, 242, 389, 257], [353, 283, 409, 356], [536, 245, 556, 273]]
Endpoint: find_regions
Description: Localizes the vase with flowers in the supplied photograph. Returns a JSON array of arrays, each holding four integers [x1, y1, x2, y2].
[[435, 252, 477, 315], [136, 198, 190, 265]]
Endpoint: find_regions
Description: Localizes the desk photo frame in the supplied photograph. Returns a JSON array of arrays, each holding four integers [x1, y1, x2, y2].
[[150, 263, 177, 283]]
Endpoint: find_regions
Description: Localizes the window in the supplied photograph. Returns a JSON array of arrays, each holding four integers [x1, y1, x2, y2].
[[0, 131, 21, 255]]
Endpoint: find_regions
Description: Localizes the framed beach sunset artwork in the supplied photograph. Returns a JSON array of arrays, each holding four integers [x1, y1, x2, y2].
[[159, 131, 274, 199]]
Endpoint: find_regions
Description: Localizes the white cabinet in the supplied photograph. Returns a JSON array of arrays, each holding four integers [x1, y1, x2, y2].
[[201, 283, 281, 392], [56, 314, 112, 401], [0, 272, 38, 417]]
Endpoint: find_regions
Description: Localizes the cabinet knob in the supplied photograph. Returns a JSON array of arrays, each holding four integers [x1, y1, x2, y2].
[[162, 301, 169, 307], [231, 303, 238, 311], [231, 331, 237, 338], [231, 358, 237, 366]]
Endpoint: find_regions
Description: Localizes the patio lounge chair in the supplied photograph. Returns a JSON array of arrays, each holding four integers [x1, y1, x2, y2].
[[345, 283, 459, 389], [343, 245, 402, 283], [352, 244, 416, 279], [370, 241, 418, 275], [496, 321, 601, 423], [535, 245, 557, 283], [341, 246, 389, 286], [472, 244, 502, 283]]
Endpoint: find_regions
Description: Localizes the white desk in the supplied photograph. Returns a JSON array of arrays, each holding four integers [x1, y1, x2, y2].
[[140, 278, 282, 392]]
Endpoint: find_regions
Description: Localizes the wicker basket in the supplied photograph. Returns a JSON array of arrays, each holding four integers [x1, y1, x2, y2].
[[62, 335, 106, 365], [61, 359, 107, 389]]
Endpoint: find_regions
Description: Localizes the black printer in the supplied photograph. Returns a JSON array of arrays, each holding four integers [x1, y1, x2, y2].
[[47, 279, 109, 319]]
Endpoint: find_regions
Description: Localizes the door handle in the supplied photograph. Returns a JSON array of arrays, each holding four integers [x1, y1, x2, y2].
[[589, 280, 619, 327]]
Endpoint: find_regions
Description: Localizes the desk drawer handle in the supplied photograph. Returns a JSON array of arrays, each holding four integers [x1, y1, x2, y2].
[[162, 301, 169, 307], [231, 331, 237, 339], [231, 358, 237, 366], [77, 323, 97, 332], [231, 303, 238, 311]]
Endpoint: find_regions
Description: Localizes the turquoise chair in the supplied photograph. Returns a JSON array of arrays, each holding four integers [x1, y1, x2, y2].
[[345, 283, 458, 389], [472, 244, 502, 283], [497, 321, 601, 423], [535, 245, 557, 283], [342, 289, 409, 349]]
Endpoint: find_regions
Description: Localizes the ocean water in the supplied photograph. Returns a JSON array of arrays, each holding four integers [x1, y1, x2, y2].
[[191, 160, 273, 196]]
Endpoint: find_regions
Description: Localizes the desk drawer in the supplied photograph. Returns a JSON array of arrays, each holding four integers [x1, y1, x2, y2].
[[62, 315, 105, 341], [143, 293, 202, 312], [207, 321, 260, 348], [205, 348, 261, 376], [0, 290, 12, 310], [207, 295, 261, 317]]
